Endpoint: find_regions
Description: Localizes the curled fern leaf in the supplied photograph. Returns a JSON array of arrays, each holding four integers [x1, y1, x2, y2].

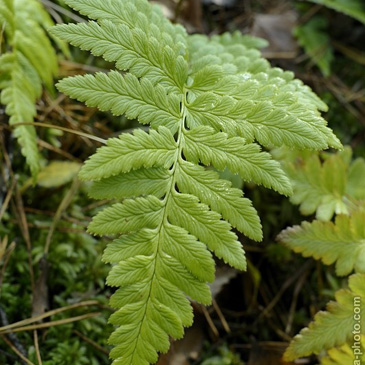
[[51, 0, 341, 363]]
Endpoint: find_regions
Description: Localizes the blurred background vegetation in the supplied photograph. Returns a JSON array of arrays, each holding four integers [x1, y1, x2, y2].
[[0, 0, 364, 364]]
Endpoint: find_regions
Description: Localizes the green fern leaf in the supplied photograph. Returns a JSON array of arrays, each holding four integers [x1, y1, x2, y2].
[[0, 0, 60, 177], [57, 72, 181, 133], [52, 0, 342, 363], [278, 209, 365, 276], [294, 16, 333, 77], [320, 336, 365, 365], [79, 127, 177, 181], [176, 161, 262, 241], [274, 147, 365, 220], [188, 33, 331, 113], [307, 0, 365, 24], [284, 273, 365, 361], [182, 126, 292, 195], [89, 167, 170, 200], [50, 1, 188, 93]]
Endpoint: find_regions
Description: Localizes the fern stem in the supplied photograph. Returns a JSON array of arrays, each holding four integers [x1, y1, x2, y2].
[[127, 91, 187, 363]]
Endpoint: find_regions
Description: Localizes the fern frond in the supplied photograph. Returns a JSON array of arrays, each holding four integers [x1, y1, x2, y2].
[[283, 273, 365, 361], [0, 0, 59, 177], [320, 336, 365, 365], [274, 147, 365, 220], [52, 0, 342, 363], [278, 209, 365, 276], [0, 52, 40, 176]]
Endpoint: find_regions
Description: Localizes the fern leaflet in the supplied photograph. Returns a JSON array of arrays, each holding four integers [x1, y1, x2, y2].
[[278, 209, 365, 276]]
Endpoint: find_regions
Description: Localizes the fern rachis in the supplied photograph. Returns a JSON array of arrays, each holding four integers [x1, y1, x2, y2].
[[50, 0, 341, 363]]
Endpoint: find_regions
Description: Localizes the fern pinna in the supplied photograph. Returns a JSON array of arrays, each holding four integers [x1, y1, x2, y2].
[[50, 0, 341, 363]]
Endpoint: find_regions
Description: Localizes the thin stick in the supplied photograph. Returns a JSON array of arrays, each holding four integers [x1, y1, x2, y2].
[[0, 177, 16, 221], [0, 313, 101, 335], [33, 330, 42, 365], [0, 300, 100, 332], [212, 299, 230, 333], [74, 330, 109, 355], [201, 306, 219, 338], [1, 335, 34, 365], [10, 122, 106, 144], [13, 185, 35, 292], [0, 240, 16, 290], [37, 139, 81, 162]]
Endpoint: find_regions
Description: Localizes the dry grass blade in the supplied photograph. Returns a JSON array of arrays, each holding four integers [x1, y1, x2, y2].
[[0, 313, 101, 335], [10, 122, 106, 144], [33, 330, 42, 365], [0, 300, 100, 332]]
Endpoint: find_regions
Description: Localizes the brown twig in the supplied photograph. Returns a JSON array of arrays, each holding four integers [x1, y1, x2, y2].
[[13, 184, 35, 292], [201, 305, 219, 338], [74, 330, 109, 355], [255, 260, 314, 325], [37, 139, 81, 162], [212, 299, 230, 333], [0, 238, 16, 290], [1, 335, 34, 365]]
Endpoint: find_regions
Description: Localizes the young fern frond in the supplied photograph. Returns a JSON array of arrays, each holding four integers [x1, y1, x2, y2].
[[278, 209, 365, 276], [50, 0, 341, 363], [0, 0, 61, 177], [283, 273, 365, 361]]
